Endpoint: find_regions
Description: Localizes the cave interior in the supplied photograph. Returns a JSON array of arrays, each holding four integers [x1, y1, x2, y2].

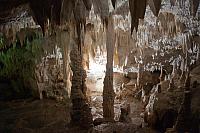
[[0, 0, 200, 133]]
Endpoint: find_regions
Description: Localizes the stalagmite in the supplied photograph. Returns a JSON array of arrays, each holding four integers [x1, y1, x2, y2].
[[103, 15, 115, 121], [180, 68, 186, 84], [184, 72, 191, 90], [114, 46, 119, 66], [70, 40, 93, 129], [119, 104, 131, 123], [167, 78, 175, 92], [159, 65, 164, 81], [175, 73, 192, 132], [137, 64, 141, 88]]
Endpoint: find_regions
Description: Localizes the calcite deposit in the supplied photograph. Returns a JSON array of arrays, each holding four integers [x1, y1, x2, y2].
[[0, 0, 200, 133]]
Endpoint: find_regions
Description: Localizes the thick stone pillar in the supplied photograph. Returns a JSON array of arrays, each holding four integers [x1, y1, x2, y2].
[[70, 42, 93, 129], [103, 16, 115, 121]]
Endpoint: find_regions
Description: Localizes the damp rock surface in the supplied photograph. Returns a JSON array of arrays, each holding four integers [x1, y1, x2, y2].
[[0, 99, 70, 133]]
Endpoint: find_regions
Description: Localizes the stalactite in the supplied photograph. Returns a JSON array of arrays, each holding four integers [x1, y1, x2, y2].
[[114, 35, 119, 66], [111, 0, 116, 9], [158, 12, 177, 36], [189, 0, 200, 17], [170, 0, 176, 6], [103, 15, 115, 121], [137, 0, 147, 19], [60, 0, 74, 24], [136, 64, 140, 88], [175, 19, 186, 33], [92, 0, 109, 21], [148, 0, 161, 17], [60, 25, 71, 97], [177, 0, 186, 8], [197, 45, 199, 61], [129, 0, 147, 32], [74, 0, 87, 51], [83, 0, 92, 11]]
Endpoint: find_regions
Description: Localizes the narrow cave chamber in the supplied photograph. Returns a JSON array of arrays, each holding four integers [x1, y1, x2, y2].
[[0, 0, 200, 133]]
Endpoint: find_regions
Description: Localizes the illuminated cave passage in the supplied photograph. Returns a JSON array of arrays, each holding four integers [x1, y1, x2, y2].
[[0, 0, 200, 133]]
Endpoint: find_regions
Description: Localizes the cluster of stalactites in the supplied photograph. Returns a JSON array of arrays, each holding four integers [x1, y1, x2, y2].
[[114, 29, 132, 67], [135, 12, 178, 49], [129, 3, 200, 78], [158, 12, 177, 37], [181, 31, 200, 65], [1, 0, 199, 40], [0, 16, 39, 48], [128, 0, 200, 33]]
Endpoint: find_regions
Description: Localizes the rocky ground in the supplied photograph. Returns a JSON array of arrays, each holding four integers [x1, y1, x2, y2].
[[1, 64, 199, 133], [0, 99, 70, 133], [0, 97, 157, 133], [86, 64, 158, 133]]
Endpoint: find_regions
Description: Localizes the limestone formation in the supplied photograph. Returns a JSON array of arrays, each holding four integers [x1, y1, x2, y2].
[[103, 16, 115, 121], [129, 0, 147, 32], [175, 74, 192, 132], [70, 42, 93, 129], [174, 91, 192, 132], [189, 0, 200, 17], [119, 104, 132, 123], [167, 79, 175, 92], [0, 0, 200, 133], [35, 55, 68, 101], [148, 0, 162, 16]]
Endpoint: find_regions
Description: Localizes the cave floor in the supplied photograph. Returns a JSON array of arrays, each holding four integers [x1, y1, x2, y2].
[[0, 72, 158, 133], [87, 72, 158, 133], [0, 98, 157, 133], [87, 71, 143, 121], [0, 95, 159, 133], [0, 99, 70, 133]]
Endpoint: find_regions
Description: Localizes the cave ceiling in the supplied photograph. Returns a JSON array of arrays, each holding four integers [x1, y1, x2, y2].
[[0, 0, 199, 34]]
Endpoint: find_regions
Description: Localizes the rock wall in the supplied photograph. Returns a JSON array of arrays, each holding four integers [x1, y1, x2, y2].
[[35, 56, 69, 101]]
